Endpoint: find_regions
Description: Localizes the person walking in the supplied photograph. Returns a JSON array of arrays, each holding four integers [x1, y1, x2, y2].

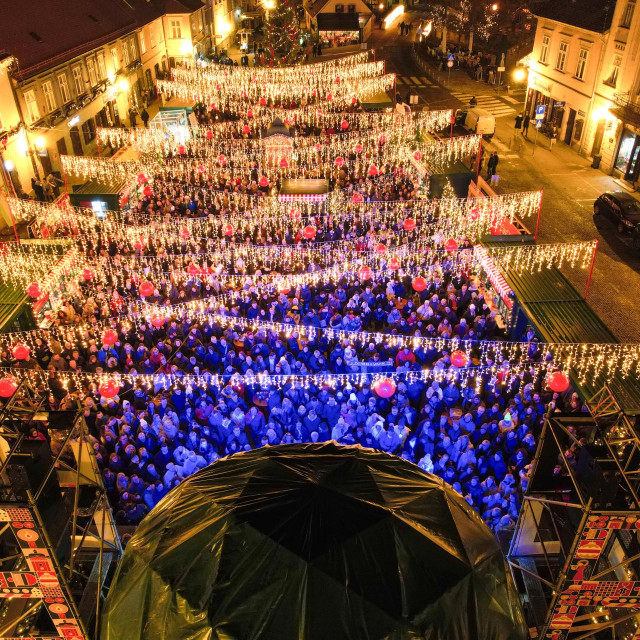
[[514, 113, 523, 132], [129, 107, 138, 128], [487, 152, 499, 179], [522, 113, 530, 137], [141, 108, 150, 128]]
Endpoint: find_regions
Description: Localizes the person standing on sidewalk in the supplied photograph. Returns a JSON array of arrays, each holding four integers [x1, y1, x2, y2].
[[141, 108, 150, 128], [522, 114, 530, 138], [514, 113, 523, 132]]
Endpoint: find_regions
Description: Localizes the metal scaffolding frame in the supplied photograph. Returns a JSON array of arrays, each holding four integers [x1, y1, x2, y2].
[[508, 390, 640, 640], [0, 378, 121, 639]]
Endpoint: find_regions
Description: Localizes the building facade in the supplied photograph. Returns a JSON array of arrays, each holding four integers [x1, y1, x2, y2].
[[0, 0, 216, 197], [526, 0, 640, 184]]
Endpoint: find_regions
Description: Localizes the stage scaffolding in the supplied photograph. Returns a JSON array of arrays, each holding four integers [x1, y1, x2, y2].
[[0, 379, 121, 639], [509, 386, 640, 640]]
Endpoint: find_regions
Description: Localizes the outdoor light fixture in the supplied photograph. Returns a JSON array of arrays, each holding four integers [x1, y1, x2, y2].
[[119, 79, 129, 92], [3, 160, 14, 172], [491, 3, 498, 10], [513, 68, 526, 82], [378, 2, 384, 8], [34, 137, 45, 150]]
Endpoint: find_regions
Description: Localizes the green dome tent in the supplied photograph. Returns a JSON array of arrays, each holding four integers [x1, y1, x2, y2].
[[101, 443, 526, 640]]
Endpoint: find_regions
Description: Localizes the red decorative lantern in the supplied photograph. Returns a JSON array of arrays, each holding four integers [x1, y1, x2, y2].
[[548, 371, 570, 393], [413, 151, 423, 161], [335, 75, 341, 83], [259, 97, 267, 106], [375, 243, 386, 254], [242, 125, 251, 135], [444, 238, 458, 252], [13, 344, 29, 360], [403, 218, 416, 231], [223, 224, 234, 236], [451, 350, 468, 368], [27, 283, 41, 299], [326, 93, 333, 101], [352, 192, 363, 204], [354, 143, 363, 154], [351, 97, 358, 105], [389, 257, 400, 270], [0, 378, 17, 398], [247, 109, 254, 118], [368, 165, 378, 177], [139, 281, 155, 297], [205, 130, 213, 140], [177, 145, 186, 155], [259, 176, 269, 188], [82, 268, 94, 281], [99, 380, 120, 398], [134, 239, 145, 251], [303, 225, 316, 239], [143, 186, 153, 197], [374, 377, 396, 398], [217, 154, 227, 166], [279, 157, 288, 168], [358, 266, 372, 281], [412, 277, 427, 292], [150, 314, 165, 328], [197, 164, 204, 174], [102, 329, 118, 346], [341, 120, 349, 130], [335, 156, 345, 167]]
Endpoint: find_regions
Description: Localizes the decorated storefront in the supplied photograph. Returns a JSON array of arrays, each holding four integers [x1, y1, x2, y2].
[[317, 13, 361, 49]]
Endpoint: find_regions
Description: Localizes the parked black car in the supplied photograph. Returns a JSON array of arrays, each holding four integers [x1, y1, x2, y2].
[[594, 191, 640, 249]]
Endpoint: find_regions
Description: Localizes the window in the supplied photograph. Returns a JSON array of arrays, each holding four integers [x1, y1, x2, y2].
[[150, 27, 155, 48], [42, 80, 56, 112], [556, 41, 568, 71], [111, 46, 119, 71], [72, 66, 84, 94], [540, 34, 550, 64], [87, 58, 97, 85], [23, 90, 39, 123], [605, 55, 622, 86], [140, 30, 146, 54], [575, 48, 588, 80], [82, 118, 95, 144], [123, 42, 130, 66], [335, 3, 344, 11], [171, 19, 182, 38], [58, 73, 70, 103], [621, 0, 636, 28], [129, 39, 137, 62], [97, 52, 106, 79], [348, 3, 356, 10]]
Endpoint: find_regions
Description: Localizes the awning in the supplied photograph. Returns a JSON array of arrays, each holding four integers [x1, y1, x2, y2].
[[317, 12, 360, 31]]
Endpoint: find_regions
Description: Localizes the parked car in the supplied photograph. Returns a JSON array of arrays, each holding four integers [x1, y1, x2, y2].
[[593, 191, 640, 249]]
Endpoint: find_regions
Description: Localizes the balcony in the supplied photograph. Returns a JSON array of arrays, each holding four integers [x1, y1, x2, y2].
[[610, 92, 640, 128]]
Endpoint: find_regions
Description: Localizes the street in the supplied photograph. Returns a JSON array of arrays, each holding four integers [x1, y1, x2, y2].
[[369, 15, 640, 342]]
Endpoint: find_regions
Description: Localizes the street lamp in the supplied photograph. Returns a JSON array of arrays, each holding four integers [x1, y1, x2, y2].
[[513, 68, 526, 83], [491, 3, 498, 10]]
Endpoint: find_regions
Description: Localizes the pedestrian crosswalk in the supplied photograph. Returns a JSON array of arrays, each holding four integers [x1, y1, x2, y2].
[[395, 75, 437, 90], [449, 91, 516, 118]]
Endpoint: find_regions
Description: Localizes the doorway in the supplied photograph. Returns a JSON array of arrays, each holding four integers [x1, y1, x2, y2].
[[564, 108, 576, 145], [591, 119, 605, 157], [70, 126, 83, 155]]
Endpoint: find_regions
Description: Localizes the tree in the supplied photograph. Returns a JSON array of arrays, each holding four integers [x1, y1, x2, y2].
[[261, 0, 314, 66]]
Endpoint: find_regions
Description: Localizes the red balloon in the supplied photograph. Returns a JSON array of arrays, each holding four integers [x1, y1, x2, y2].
[[259, 176, 269, 188], [83, 268, 94, 281], [548, 371, 570, 392], [223, 224, 234, 236], [218, 154, 227, 166], [99, 380, 120, 398], [27, 283, 41, 299], [150, 314, 165, 328], [206, 130, 213, 140], [335, 156, 344, 167], [403, 218, 416, 231], [451, 350, 468, 367], [335, 76, 341, 83], [375, 243, 386, 254], [137, 172, 146, 184], [178, 145, 186, 155], [412, 277, 427, 292], [341, 120, 349, 130], [242, 125, 251, 135], [143, 186, 153, 197], [374, 377, 396, 398], [368, 165, 378, 177], [354, 143, 363, 154], [444, 238, 458, 252], [0, 378, 17, 398], [352, 192, 363, 204], [13, 344, 29, 360], [279, 157, 288, 168], [389, 257, 400, 270], [303, 225, 316, 239], [413, 151, 423, 161], [139, 281, 155, 297], [103, 329, 118, 345], [358, 266, 372, 281]]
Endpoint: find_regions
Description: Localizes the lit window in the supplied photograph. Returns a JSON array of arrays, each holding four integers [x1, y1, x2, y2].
[[87, 58, 97, 85], [42, 80, 56, 112], [621, 0, 635, 27], [171, 19, 182, 39], [540, 34, 550, 64], [72, 66, 84, 94], [605, 55, 622, 87], [150, 27, 155, 48], [123, 42, 130, 66], [129, 39, 137, 62], [111, 47, 119, 71], [97, 52, 106, 79], [58, 73, 70, 103], [556, 41, 568, 71], [23, 89, 40, 123], [575, 48, 588, 80], [140, 31, 146, 55]]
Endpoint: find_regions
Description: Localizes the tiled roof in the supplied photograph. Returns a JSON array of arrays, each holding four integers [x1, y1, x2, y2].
[[533, 0, 616, 33]]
